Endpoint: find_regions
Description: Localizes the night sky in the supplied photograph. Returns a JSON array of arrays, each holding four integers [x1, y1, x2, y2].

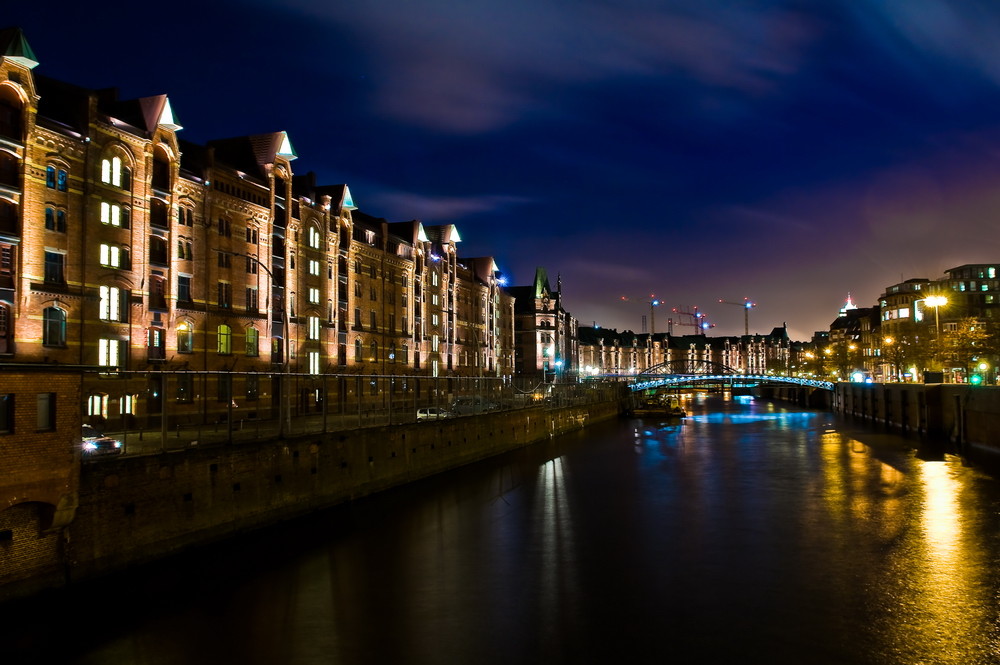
[[10, 1, 1000, 341]]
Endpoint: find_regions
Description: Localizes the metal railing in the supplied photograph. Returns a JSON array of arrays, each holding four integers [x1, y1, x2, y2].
[[80, 371, 625, 457]]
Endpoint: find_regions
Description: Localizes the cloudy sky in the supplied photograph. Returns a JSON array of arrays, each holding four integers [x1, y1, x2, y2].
[[11, 1, 1000, 340]]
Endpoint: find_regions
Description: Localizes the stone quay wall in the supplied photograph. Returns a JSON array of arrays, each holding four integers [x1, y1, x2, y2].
[[3, 398, 620, 601], [766, 382, 1000, 463]]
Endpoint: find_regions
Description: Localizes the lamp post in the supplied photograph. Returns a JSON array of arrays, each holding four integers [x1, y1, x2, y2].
[[926, 295, 948, 374]]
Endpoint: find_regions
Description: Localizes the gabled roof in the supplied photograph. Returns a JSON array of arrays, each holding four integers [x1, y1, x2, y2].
[[100, 93, 182, 135], [0, 27, 38, 69], [293, 173, 358, 213], [424, 223, 462, 245], [386, 220, 426, 245], [465, 257, 498, 285], [207, 131, 296, 176], [138, 95, 182, 132]]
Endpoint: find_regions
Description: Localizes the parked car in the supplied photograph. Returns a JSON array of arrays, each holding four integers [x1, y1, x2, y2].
[[417, 407, 453, 421], [81, 424, 123, 456]]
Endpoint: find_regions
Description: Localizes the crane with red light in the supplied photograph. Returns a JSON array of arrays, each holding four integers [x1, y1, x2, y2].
[[717, 298, 757, 336], [619, 294, 663, 335], [670, 306, 714, 336]]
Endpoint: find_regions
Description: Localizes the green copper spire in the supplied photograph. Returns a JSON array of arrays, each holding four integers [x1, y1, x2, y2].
[[0, 27, 39, 69]]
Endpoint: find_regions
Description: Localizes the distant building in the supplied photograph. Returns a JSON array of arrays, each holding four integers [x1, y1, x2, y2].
[[506, 268, 577, 383], [577, 326, 791, 376]]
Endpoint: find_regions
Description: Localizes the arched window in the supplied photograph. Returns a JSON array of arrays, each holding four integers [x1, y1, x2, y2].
[[42, 307, 66, 347], [0, 86, 24, 141], [389, 341, 397, 363], [370, 340, 378, 362], [245, 327, 259, 357], [177, 322, 193, 353], [152, 149, 170, 190], [87, 393, 109, 421], [308, 224, 321, 249], [400, 342, 408, 365], [101, 155, 132, 189], [150, 199, 168, 228], [354, 338, 363, 363], [217, 324, 232, 355], [149, 235, 168, 264]]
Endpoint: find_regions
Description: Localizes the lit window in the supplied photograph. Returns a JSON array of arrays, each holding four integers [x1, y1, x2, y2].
[[309, 350, 320, 375], [217, 324, 232, 354], [100, 157, 127, 187], [308, 287, 320, 304], [246, 327, 259, 356], [308, 315, 320, 340], [98, 338, 120, 366], [100, 201, 123, 226], [100, 243, 121, 268], [99, 285, 121, 321], [308, 226, 321, 249], [87, 393, 109, 419], [177, 322, 193, 353], [309, 259, 320, 276]]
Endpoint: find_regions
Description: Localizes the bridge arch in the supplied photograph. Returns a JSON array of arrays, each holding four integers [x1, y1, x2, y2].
[[637, 359, 739, 377], [630, 373, 834, 392]]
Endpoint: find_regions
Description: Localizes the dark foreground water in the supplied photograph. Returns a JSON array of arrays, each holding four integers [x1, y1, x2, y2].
[[6, 394, 1000, 665]]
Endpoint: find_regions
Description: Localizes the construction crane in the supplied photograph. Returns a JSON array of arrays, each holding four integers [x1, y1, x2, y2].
[[619, 295, 663, 335], [718, 298, 757, 336], [671, 306, 714, 336]]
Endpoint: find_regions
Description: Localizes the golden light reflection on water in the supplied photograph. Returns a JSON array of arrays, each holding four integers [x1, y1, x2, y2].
[[818, 428, 1000, 664], [533, 457, 581, 636]]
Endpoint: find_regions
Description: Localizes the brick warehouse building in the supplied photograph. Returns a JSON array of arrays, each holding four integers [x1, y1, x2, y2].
[[0, 28, 518, 434]]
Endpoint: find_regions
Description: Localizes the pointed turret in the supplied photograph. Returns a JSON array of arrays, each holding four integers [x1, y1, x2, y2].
[[0, 27, 39, 69]]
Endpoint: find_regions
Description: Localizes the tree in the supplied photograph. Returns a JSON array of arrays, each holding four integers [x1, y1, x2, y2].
[[882, 320, 933, 380], [945, 317, 999, 380]]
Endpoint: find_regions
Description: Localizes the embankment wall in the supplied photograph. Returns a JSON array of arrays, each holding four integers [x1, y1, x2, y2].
[[3, 399, 620, 601]]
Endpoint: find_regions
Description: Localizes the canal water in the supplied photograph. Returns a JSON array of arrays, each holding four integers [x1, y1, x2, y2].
[[7, 394, 1000, 664]]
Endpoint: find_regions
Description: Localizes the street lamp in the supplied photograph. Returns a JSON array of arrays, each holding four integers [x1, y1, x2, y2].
[[926, 295, 947, 336], [926, 295, 948, 375]]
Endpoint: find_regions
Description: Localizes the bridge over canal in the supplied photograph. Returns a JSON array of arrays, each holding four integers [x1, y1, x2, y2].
[[623, 360, 834, 392]]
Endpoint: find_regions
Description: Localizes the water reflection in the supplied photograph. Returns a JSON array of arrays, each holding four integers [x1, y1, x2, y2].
[[10, 394, 1000, 664]]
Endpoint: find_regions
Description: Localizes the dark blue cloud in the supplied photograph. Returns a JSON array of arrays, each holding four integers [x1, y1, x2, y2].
[[10, 0, 1000, 340]]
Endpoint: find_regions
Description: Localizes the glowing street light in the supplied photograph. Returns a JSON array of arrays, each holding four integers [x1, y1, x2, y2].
[[926, 295, 948, 374], [926, 295, 948, 336]]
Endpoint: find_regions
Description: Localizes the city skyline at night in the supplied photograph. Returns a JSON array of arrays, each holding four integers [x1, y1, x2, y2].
[[8, 2, 1000, 340]]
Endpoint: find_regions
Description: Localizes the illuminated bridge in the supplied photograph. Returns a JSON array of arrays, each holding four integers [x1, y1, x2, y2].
[[626, 360, 834, 392]]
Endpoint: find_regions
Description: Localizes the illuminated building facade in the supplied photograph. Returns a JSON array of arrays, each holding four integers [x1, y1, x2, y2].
[[507, 268, 578, 382], [577, 327, 790, 376], [0, 28, 514, 423]]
